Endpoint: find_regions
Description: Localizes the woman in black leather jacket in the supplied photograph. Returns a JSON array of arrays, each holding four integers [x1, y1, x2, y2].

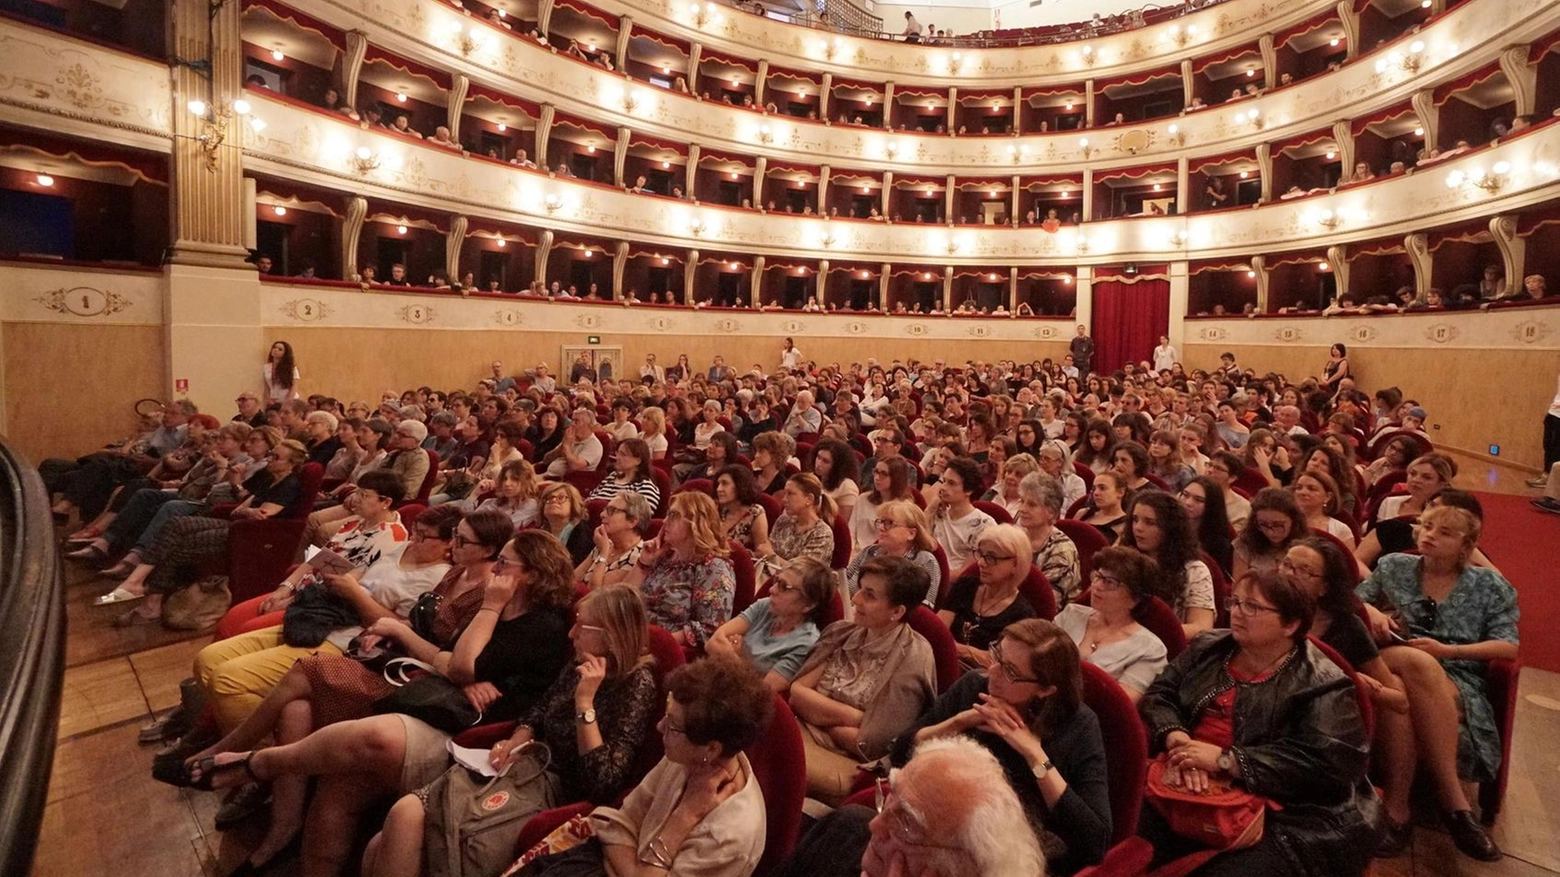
[[1136, 569, 1380, 877]]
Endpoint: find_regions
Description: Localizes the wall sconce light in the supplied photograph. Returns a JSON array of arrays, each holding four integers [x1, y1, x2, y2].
[[352, 146, 382, 173], [582, 249, 594, 258], [689, 217, 706, 236], [1318, 261, 1330, 271], [396, 224, 408, 235], [1165, 24, 1196, 47], [1077, 137, 1091, 158], [885, 140, 899, 158], [1166, 123, 1185, 146], [1446, 161, 1510, 194], [586, 144, 597, 154], [1329, 37, 1341, 47], [1169, 230, 1187, 246], [758, 125, 773, 144], [1413, 126, 1424, 136], [946, 239, 960, 255], [1076, 236, 1090, 254], [1152, 183, 1162, 191], [35, 173, 54, 187], [1247, 269, 1257, 278], [543, 193, 564, 213], [821, 233, 836, 248], [623, 92, 640, 113], [395, 92, 407, 103], [1325, 149, 1337, 160], [1237, 108, 1262, 129], [496, 237, 507, 247], [822, 37, 841, 61], [185, 97, 265, 170], [456, 24, 484, 56], [729, 261, 740, 270], [497, 123, 507, 132], [271, 47, 285, 61], [272, 205, 287, 216], [949, 52, 962, 72], [690, 2, 719, 26], [1376, 40, 1426, 74], [661, 257, 671, 265], [1080, 45, 1095, 65], [1310, 208, 1342, 230]]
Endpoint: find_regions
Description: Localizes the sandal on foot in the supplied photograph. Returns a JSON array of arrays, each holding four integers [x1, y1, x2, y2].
[[67, 544, 110, 564], [66, 526, 104, 543], [95, 587, 144, 606], [180, 752, 260, 791]]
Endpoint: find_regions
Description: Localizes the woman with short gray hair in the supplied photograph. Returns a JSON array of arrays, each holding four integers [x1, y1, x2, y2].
[[575, 490, 651, 590], [1036, 439, 1088, 512], [1016, 472, 1082, 606]]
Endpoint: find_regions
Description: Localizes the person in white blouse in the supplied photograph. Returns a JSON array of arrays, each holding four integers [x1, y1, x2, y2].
[[779, 337, 804, 371], [1152, 335, 1178, 374]]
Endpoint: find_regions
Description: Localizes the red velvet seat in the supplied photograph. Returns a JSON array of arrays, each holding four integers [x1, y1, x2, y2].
[[409, 449, 439, 505], [396, 503, 427, 527], [1074, 461, 1097, 491], [905, 605, 962, 693], [562, 431, 616, 496], [729, 540, 756, 614], [754, 492, 782, 529], [1200, 550, 1230, 628], [675, 477, 714, 497], [828, 513, 851, 570], [1132, 596, 1188, 660], [1055, 518, 1110, 580], [648, 466, 671, 517], [972, 499, 1014, 524], [1142, 473, 1171, 491], [746, 695, 809, 874], [225, 462, 326, 602], [1065, 496, 1090, 519], [1080, 662, 1149, 843], [1232, 466, 1271, 497], [929, 542, 952, 607], [943, 562, 1056, 621]]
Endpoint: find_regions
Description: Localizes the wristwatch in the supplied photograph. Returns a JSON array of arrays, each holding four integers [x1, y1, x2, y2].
[[1217, 748, 1235, 773], [1030, 759, 1053, 779], [576, 707, 597, 725]]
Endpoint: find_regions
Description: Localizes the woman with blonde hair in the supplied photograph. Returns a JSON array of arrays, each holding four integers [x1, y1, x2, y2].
[[1291, 469, 1356, 547], [639, 406, 669, 460], [981, 452, 1040, 518], [753, 472, 837, 581], [626, 491, 735, 649], [1376, 452, 1456, 522], [843, 498, 942, 605], [467, 458, 540, 527], [938, 524, 1041, 670]]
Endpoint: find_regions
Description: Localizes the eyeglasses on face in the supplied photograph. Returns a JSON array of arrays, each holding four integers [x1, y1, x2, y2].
[[990, 638, 1042, 684], [1090, 571, 1126, 591], [1278, 558, 1322, 580], [976, 551, 1014, 565], [1227, 597, 1280, 616], [873, 518, 906, 532]]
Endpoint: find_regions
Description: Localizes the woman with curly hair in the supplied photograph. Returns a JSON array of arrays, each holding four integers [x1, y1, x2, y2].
[[625, 491, 735, 649], [1118, 489, 1217, 636]]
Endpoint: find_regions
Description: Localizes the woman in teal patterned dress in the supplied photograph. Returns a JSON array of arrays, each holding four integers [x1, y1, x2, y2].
[[1356, 503, 1517, 863]]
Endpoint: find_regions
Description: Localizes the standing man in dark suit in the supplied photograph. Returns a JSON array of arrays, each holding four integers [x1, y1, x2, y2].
[[1070, 323, 1095, 379]]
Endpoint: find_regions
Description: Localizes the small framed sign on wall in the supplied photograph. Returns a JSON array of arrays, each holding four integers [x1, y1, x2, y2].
[[562, 345, 623, 384]]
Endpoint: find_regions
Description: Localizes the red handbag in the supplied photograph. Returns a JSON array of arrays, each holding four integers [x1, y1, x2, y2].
[[1144, 755, 1275, 851]]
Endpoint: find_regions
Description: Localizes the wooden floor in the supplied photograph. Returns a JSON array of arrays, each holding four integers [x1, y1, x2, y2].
[[31, 460, 1560, 876]]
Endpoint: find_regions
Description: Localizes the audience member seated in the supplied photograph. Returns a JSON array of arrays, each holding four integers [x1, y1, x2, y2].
[[1232, 487, 1307, 578], [750, 431, 796, 495], [1357, 488, 1497, 572], [586, 437, 662, 509], [1375, 452, 1455, 522], [1076, 470, 1130, 543], [790, 555, 936, 806], [843, 499, 942, 606], [1291, 469, 1356, 547], [1136, 569, 1379, 875], [624, 491, 735, 649], [1356, 505, 1517, 861], [812, 437, 862, 522], [1014, 472, 1083, 606], [939, 524, 1041, 670], [541, 409, 604, 479], [708, 557, 831, 693], [1117, 489, 1217, 636], [1054, 546, 1168, 701], [927, 457, 997, 573], [463, 458, 541, 528], [574, 491, 652, 590], [753, 472, 837, 581], [533, 481, 593, 565]]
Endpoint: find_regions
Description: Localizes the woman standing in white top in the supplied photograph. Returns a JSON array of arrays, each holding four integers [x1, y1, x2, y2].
[[263, 341, 300, 405], [1152, 335, 1178, 374]]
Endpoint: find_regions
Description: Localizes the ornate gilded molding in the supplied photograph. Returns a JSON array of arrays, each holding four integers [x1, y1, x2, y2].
[[33, 286, 133, 317]]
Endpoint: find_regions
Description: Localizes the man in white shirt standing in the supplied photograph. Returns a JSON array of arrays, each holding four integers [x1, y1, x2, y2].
[[543, 409, 604, 478], [1152, 335, 1178, 374], [926, 457, 995, 573], [780, 338, 804, 371], [902, 10, 923, 42]]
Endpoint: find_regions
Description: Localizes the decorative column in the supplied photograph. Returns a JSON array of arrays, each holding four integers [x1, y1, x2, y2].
[[881, 171, 893, 217], [1012, 86, 1023, 134], [1255, 143, 1272, 202], [1499, 46, 1536, 115], [944, 175, 955, 224], [1327, 245, 1349, 301], [1175, 156, 1189, 215], [818, 164, 831, 214], [1251, 256, 1270, 312], [1411, 89, 1437, 153], [755, 59, 769, 105], [1008, 266, 1019, 313], [341, 196, 367, 281], [1180, 59, 1194, 108], [1404, 233, 1431, 299], [1489, 215, 1524, 293], [817, 259, 829, 305], [537, 0, 556, 36], [1084, 80, 1096, 127], [445, 215, 467, 283], [946, 86, 957, 132], [1336, 0, 1360, 59], [1167, 260, 1189, 352], [535, 104, 556, 166], [688, 42, 702, 94], [883, 82, 895, 128], [819, 72, 832, 119], [1075, 265, 1094, 328], [685, 143, 700, 197], [941, 267, 953, 313], [613, 240, 629, 300], [613, 127, 630, 187], [535, 230, 554, 287], [684, 249, 699, 304], [753, 156, 767, 207], [1331, 121, 1355, 179], [447, 73, 469, 139], [1010, 175, 1021, 227], [750, 255, 764, 307], [1259, 34, 1276, 89], [879, 264, 891, 311], [165, 0, 262, 413], [1081, 168, 1094, 222], [615, 16, 632, 70], [343, 31, 368, 107]]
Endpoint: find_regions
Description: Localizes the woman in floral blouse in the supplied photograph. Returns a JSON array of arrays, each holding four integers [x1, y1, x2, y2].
[[625, 491, 735, 649]]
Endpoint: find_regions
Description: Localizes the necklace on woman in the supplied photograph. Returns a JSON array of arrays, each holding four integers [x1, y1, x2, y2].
[[1081, 613, 1130, 653], [975, 583, 1017, 617]]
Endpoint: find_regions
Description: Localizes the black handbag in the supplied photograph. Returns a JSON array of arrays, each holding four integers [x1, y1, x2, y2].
[[408, 590, 443, 641], [281, 585, 360, 648], [372, 671, 483, 733]]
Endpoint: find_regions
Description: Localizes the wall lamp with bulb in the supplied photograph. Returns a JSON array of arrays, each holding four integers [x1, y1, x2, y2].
[[352, 145, 382, 173], [688, 217, 707, 236], [758, 125, 773, 144], [543, 193, 564, 213], [1077, 137, 1091, 158], [1446, 161, 1510, 194], [1309, 208, 1342, 230], [1375, 40, 1427, 75], [1164, 23, 1197, 47], [1165, 123, 1185, 147]]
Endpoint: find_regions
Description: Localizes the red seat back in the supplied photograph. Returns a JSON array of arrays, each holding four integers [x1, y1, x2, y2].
[[1080, 662, 1149, 843], [746, 696, 808, 873], [1233, 466, 1270, 497], [1132, 596, 1188, 660], [728, 541, 756, 613], [397, 503, 427, 528], [676, 477, 714, 497], [1201, 551, 1231, 628], [1055, 519, 1109, 580], [949, 562, 1056, 620], [929, 543, 952, 607], [1065, 495, 1090, 519], [1073, 461, 1096, 491], [972, 499, 1014, 524], [1142, 474, 1171, 491], [648, 467, 671, 517], [412, 450, 438, 505], [829, 513, 852, 570], [905, 605, 962, 693], [755, 493, 782, 529]]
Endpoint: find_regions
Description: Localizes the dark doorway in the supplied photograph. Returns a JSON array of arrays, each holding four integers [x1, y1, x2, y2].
[[570, 152, 597, 181], [849, 279, 874, 310], [569, 260, 594, 293], [480, 250, 508, 291], [783, 276, 808, 309], [0, 190, 72, 258], [376, 237, 409, 281], [717, 272, 742, 306], [718, 180, 743, 206], [648, 266, 673, 300], [256, 220, 289, 274], [850, 195, 875, 218], [912, 281, 939, 311]]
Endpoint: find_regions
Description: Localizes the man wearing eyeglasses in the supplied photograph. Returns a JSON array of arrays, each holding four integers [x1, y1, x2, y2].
[[860, 428, 920, 489], [769, 736, 1042, 877]]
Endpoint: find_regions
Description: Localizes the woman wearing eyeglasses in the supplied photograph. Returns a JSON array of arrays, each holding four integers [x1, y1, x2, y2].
[[791, 555, 935, 806], [1136, 569, 1378, 877], [626, 491, 735, 650], [501, 655, 772, 877], [891, 618, 1113, 873], [708, 558, 831, 694], [356, 585, 658, 877], [1353, 505, 1517, 862], [1279, 538, 1406, 714], [1016, 473, 1083, 608], [843, 500, 943, 607], [848, 456, 916, 564], [532, 481, 593, 565], [1054, 547, 1168, 702], [1232, 487, 1308, 580], [939, 524, 1041, 671], [576, 491, 652, 590]]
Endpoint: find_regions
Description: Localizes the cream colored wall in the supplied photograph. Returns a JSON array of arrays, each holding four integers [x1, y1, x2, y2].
[[3, 323, 165, 463], [1184, 343, 1552, 470]]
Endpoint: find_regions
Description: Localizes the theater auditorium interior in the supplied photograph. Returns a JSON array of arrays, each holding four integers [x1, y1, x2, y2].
[[1, 0, 1559, 872]]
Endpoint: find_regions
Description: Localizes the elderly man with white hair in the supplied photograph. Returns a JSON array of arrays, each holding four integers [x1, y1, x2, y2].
[[783, 390, 823, 438], [770, 736, 1045, 877], [542, 407, 604, 478], [1274, 404, 1309, 436]]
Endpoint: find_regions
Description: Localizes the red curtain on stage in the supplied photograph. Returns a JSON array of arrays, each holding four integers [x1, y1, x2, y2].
[[1091, 277, 1170, 373]]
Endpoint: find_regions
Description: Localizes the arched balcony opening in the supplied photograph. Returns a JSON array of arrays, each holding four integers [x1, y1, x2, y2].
[[7, 0, 166, 56], [1091, 164, 1177, 220], [952, 179, 1011, 225], [1019, 176, 1084, 226], [357, 48, 453, 144], [890, 87, 948, 133], [951, 268, 1010, 313], [759, 260, 816, 310], [545, 114, 616, 184], [458, 223, 537, 295], [1266, 250, 1335, 313], [699, 53, 759, 107], [1532, 37, 1560, 117], [762, 67, 823, 121], [887, 266, 945, 313], [1187, 261, 1258, 316], [1189, 150, 1261, 213], [826, 173, 886, 220], [954, 90, 1014, 135], [622, 31, 691, 92], [693, 155, 755, 208], [1020, 87, 1087, 133], [461, 87, 539, 164], [624, 137, 689, 198], [1017, 270, 1077, 317], [252, 176, 342, 279], [546, 236, 613, 298], [1428, 222, 1503, 301], [1274, 14, 1348, 84], [1271, 130, 1343, 198], [692, 253, 753, 307], [830, 81, 886, 128], [240, 2, 344, 105], [357, 206, 448, 286], [1518, 205, 1560, 290], [889, 177, 945, 224], [823, 263, 882, 311], [760, 165, 820, 215], [0, 129, 168, 267], [1190, 44, 1265, 108], [626, 249, 686, 304], [1432, 66, 1516, 153], [1095, 66, 1183, 126], [1349, 104, 1423, 181], [463, 0, 540, 36], [1357, 0, 1436, 53], [546, 1, 619, 71], [1344, 238, 1415, 307]]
